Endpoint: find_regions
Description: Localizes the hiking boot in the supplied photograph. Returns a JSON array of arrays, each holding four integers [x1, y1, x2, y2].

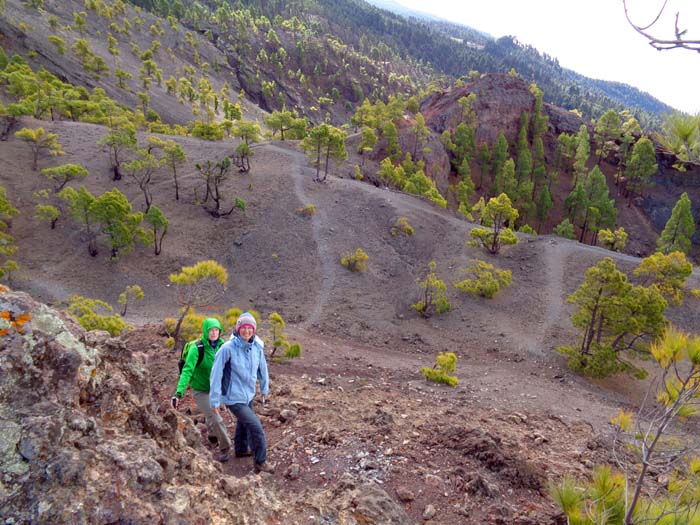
[[216, 448, 230, 462], [235, 449, 253, 458], [254, 462, 274, 474]]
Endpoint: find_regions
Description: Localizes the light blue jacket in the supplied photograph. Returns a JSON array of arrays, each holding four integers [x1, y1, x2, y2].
[[209, 334, 269, 408]]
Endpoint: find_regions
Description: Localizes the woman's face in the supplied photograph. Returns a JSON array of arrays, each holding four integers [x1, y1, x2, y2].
[[238, 325, 255, 339], [208, 327, 221, 341]]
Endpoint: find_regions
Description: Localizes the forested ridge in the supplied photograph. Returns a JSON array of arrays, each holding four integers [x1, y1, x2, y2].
[[124, 0, 673, 130]]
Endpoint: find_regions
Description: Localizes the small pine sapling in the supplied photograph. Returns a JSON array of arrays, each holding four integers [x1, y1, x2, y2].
[[411, 261, 451, 317], [117, 284, 144, 316], [35, 204, 60, 229], [454, 259, 512, 299], [598, 226, 628, 252], [341, 248, 368, 272], [297, 204, 316, 217], [268, 312, 289, 358], [421, 352, 458, 387], [67, 294, 128, 335], [391, 217, 414, 237]]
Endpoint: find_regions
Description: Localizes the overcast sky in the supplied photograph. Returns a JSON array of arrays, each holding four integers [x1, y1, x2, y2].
[[392, 0, 700, 115]]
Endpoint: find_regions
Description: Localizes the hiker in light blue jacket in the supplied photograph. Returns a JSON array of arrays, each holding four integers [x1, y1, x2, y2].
[[210, 312, 273, 473]]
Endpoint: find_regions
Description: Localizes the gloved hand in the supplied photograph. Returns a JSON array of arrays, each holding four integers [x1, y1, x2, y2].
[[171, 396, 179, 409]]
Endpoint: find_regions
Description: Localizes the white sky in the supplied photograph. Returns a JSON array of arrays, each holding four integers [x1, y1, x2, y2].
[[393, 0, 700, 114]]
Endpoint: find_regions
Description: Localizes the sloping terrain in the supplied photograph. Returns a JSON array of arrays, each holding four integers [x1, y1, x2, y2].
[[4, 113, 700, 522]]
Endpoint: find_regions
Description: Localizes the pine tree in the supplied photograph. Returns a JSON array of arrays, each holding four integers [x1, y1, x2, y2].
[[657, 192, 695, 254], [162, 140, 186, 200], [15, 127, 64, 170], [40, 163, 88, 193], [594, 109, 621, 164], [168, 260, 228, 349], [411, 112, 430, 159], [572, 124, 590, 188], [625, 137, 657, 205], [92, 188, 149, 259], [301, 123, 347, 182], [558, 257, 667, 378], [144, 204, 168, 255], [468, 193, 519, 254], [490, 132, 508, 196], [477, 142, 491, 190], [0, 186, 19, 279], [515, 111, 532, 184], [358, 126, 377, 167], [58, 185, 98, 256]]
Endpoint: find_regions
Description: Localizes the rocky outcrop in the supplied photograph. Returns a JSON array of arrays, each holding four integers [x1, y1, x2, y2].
[[421, 74, 584, 149], [0, 287, 413, 525]]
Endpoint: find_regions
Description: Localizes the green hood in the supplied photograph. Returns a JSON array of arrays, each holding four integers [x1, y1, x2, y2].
[[201, 318, 223, 343]]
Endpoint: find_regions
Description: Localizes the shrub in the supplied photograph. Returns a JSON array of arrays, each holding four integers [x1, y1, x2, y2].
[[412, 261, 451, 317], [598, 226, 628, 252], [454, 259, 512, 299], [354, 165, 363, 180], [391, 217, 414, 237], [191, 121, 224, 140], [518, 224, 536, 235], [297, 203, 316, 217], [554, 219, 576, 239], [341, 248, 368, 272], [420, 352, 458, 387], [67, 295, 128, 336]]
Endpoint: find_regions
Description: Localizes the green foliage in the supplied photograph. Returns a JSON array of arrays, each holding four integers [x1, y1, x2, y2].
[[301, 123, 347, 182], [660, 112, 700, 167], [565, 166, 616, 243], [633, 251, 692, 306], [657, 192, 695, 255], [15, 127, 64, 170], [518, 224, 536, 235], [554, 218, 576, 239], [162, 308, 210, 345], [454, 259, 512, 299], [264, 109, 306, 140], [557, 326, 700, 525], [551, 466, 626, 525], [402, 169, 448, 208], [598, 227, 628, 252], [161, 140, 186, 200], [92, 188, 150, 259], [412, 261, 451, 317], [67, 294, 128, 335], [191, 121, 224, 140], [58, 185, 98, 255], [41, 163, 88, 193], [117, 284, 144, 316], [297, 203, 316, 217], [341, 248, 368, 273], [0, 186, 19, 279], [168, 260, 228, 347], [48, 35, 66, 55], [391, 217, 414, 237], [625, 137, 657, 201], [144, 204, 168, 255], [558, 257, 668, 378], [98, 124, 137, 181], [421, 352, 458, 387], [35, 204, 60, 229], [468, 193, 519, 254]]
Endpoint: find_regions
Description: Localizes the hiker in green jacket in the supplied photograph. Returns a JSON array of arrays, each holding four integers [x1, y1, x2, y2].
[[171, 318, 232, 460]]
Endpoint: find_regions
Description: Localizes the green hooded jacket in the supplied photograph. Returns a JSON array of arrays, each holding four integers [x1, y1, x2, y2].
[[175, 318, 223, 396]]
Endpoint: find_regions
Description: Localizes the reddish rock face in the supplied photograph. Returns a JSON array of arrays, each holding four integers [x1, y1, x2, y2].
[[421, 73, 583, 148]]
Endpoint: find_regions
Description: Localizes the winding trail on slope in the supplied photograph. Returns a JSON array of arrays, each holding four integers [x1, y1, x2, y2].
[[265, 144, 335, 326]]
